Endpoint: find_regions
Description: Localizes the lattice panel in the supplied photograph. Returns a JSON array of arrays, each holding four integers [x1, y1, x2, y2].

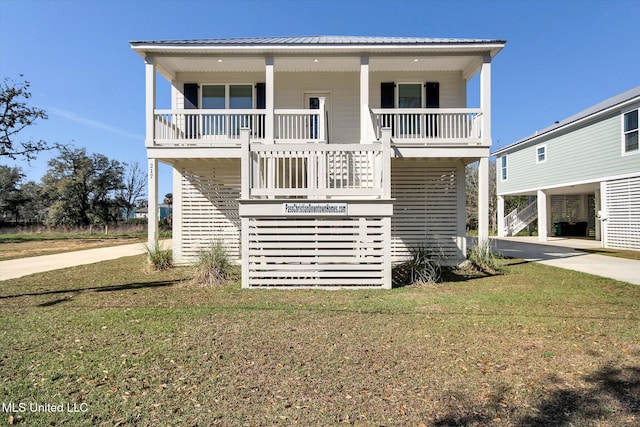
[[390, 160, 461, 261], [181, 161, 241, 262], [245, 217, 390, 287], [605, 176, 640, 250]]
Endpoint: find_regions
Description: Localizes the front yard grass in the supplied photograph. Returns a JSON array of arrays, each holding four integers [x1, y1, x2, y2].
[[1, 256, 638, 426]]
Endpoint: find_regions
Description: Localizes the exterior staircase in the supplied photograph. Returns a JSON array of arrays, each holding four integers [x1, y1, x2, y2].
[[503, 198, 538, 236]]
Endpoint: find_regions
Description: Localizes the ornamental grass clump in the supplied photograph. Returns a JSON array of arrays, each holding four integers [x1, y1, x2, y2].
[[393, 243, 444, 287], [468, 238, 502, 274], [144, 240, 172, 271], [192, 241, 235, 286]]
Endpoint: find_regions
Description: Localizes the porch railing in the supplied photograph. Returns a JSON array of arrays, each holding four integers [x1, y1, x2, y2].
[[154, 105, 325, 144], [154, 109, 266, 142], [240, 129, 391, 199], [370, 108, 483, 144], [274, 109, 325, 143]]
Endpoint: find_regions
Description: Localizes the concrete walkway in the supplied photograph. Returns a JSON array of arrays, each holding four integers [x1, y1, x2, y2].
[[493, 236, 640, 285], [0, 240, 172, 281]]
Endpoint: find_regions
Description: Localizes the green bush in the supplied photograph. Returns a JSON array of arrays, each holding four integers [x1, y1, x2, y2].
[[393, 243, 444, 287], [468, 238, 501, 274], [192, 241, 236, 286], [144, 240, 172, 271]]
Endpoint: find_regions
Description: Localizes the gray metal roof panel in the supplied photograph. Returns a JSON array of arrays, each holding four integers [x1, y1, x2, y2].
[[493, 86, 640, 156], [130, 35, 506, 46]]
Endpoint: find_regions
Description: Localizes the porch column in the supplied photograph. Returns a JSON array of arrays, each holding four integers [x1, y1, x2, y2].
[[537, 189, 550, 241], [265, 56, 274, 143], [497, 195, 505, 237], [360, 56, 369, 143], [478, 157, 489, 242], [147, 158, 159, 248], [145, 55, 156, 148], [599, 181, 607, 248], [480, 55, 492, 146], [172, 166, 183, 263], [594, 187, 601, 241]]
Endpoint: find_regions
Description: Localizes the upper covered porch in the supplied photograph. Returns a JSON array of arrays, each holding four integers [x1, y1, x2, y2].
[[132, 36, 504, 158]]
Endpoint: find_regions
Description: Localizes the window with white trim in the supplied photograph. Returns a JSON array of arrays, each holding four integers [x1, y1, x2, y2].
[[536, 145, 546, 163], [623, 109, 639, 154], [500, 155, 507, 181], [201, 84, 254, 137]]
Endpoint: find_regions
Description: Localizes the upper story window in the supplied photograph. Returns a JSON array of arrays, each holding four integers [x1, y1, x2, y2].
[[536, 145, 547, 163], [500, 155, 507, 181], [398, 83, 423, 108], [202, 84, 253, 109], [623, 109, 639, 154]]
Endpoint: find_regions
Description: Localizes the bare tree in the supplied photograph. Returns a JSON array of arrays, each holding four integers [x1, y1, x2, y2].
[[119, 162, 146, 220], [0, 76, 57, 160]]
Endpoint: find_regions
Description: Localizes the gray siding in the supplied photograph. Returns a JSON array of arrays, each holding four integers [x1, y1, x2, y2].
[[498, 107, 640, 195]]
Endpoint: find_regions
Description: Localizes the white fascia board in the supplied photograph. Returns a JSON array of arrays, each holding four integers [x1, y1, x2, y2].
[[131, 44, 504, 57]]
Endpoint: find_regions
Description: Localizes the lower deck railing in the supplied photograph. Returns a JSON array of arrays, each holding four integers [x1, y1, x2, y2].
[[240, 129, 391, 200]]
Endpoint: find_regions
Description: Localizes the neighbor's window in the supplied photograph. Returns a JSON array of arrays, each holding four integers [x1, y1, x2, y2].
[[501, 155, 507, 181], [623, 109, 639, 154], [536, 145, 547, 163]]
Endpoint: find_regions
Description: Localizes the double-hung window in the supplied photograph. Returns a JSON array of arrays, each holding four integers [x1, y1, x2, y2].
[[623, 109, 639, 154], [202, 84, 253, 137], [536, 145, 547, 163], [500, 155, 508, 181]]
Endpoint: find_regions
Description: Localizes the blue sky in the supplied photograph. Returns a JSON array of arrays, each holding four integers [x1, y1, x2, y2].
[[1, 0, 639, 199]]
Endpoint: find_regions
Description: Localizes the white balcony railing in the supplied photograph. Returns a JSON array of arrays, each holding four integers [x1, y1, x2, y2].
[[370, 108, 483, 144], [241, 129, 391, 200], [154, 105, 325, 145], [154, 109, 267, 142], [274, 109, 325, 143]]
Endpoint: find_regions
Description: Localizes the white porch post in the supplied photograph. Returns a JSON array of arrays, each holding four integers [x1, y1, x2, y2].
[[478, 157, 489, 242], [497, 195, 505, 237], [480, 55, 492, 146], [360, 56, 370, 143], [456, 162, 467, 257], [147, 158, 159, 248], [599, 181, 607, 248], [172, 166, 183, 264], [145, 55, 156, 148], [477, 55, 492, 243], [594, 187, 601, 241], [381, 128, 392, 199], [265, 56, 274, 143], [537, 189, 549, 241]]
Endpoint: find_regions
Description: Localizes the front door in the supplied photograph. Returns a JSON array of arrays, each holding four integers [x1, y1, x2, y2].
[[304, 93, 331, 142]]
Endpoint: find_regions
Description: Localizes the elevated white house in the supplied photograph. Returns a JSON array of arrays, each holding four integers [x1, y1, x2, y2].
[[131, 36, 505, 288], [494, 86, 640, 250]]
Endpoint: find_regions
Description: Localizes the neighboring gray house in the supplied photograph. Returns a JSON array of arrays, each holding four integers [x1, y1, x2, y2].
[[493, 86, 640, 250]]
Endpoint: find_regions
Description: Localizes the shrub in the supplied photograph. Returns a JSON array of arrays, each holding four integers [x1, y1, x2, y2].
[[393, 243, 444, 287], [468, 238, 501, 274], [144, 240, 172, 271], [192, 241, 235, 286]]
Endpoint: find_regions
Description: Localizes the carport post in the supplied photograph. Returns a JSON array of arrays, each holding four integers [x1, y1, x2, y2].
[[537, 189, 550, 241]]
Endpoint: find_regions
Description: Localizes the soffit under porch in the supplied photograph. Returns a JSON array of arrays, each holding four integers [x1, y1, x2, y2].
[[153, 54, 485, 80]]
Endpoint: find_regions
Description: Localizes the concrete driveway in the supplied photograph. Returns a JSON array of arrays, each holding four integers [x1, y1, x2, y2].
[[0, 240, 172, 281], [492, 237, 640, 285]]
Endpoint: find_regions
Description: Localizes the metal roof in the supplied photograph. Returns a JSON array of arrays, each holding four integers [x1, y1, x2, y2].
[[493, 86, 640, 156], [130, 35, 506, 47]]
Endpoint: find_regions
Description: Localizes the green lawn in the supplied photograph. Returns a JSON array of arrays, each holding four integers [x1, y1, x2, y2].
[[1, 256, 638, 426]]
